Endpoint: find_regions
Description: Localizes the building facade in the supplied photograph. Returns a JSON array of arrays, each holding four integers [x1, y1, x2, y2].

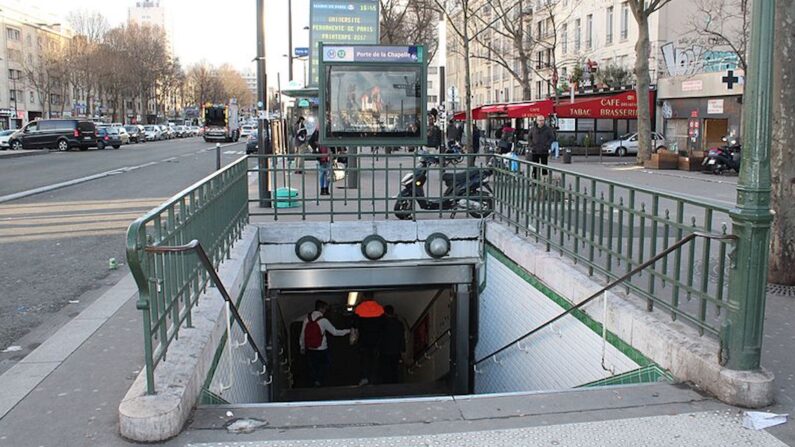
[[128, 0, 173, 54], [445, 0, 745, 147], [0, 4, 72, 129]]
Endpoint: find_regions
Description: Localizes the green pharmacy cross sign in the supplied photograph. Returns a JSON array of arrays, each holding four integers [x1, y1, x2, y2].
[[319, 44, 427, 147]]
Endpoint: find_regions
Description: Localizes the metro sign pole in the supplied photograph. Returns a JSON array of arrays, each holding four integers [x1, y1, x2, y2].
[[256, 0, 271, 207]]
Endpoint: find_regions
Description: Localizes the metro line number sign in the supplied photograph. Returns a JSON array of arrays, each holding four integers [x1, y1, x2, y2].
[[308, 0, 380, 87]]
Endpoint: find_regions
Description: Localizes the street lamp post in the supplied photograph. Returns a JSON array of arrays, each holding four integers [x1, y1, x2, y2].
[[722, 0, 775, 371], [288, 0, 294, 82]]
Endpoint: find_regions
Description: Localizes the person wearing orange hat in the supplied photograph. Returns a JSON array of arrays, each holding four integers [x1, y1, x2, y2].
[[354, 294, 385, 386]]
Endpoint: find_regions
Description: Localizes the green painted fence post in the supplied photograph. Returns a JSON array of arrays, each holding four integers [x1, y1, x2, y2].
[[722, 0, 775, 371]]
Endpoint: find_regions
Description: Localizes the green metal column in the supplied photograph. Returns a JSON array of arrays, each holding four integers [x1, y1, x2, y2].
[[722, 0, 775, 371]]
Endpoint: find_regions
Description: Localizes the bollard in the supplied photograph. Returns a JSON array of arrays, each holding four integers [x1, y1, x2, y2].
[[216, 142, 221, 170], [563, 148, 572, 164]]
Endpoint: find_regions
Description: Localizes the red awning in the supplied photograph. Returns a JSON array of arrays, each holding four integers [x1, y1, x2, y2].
[[506, 99, 555, 118], [452, 106, 485, 121], [554, 90, 655, 119]]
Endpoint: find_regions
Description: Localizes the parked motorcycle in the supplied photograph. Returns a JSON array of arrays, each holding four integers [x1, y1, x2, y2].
[[703, 136, 741, 174], [394, 151, 493, 220]]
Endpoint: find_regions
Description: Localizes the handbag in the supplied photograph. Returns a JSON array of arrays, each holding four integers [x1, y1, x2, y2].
[[331, 161, 346, 182]]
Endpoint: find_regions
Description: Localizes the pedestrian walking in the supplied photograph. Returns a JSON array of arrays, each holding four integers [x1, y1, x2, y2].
[[550, 125, 560, 159], [354, 296, 385, 386], [378, 305, 406, 384], [527, 115, 555, 178], [426, 114, 442, 152], [472, 124, 481, 154], [309, 129, 330, 195], [300, 300, 351, 387], [293, 116, 308, 174]]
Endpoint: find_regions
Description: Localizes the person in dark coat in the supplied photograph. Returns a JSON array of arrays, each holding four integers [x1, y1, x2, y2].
[[354, 297, 385, 386], [472, 124, 481, 154], [527, 115, 555, 178], [378, 305, 406, 384]]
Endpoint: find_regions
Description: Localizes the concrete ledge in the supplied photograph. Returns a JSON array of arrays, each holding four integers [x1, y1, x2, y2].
[[485, 221, 775, 408], [258, 219, 482, 265], [118, 226, 259, 442]]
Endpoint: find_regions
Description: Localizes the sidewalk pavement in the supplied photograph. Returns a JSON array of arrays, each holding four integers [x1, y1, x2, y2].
[[0, 149, 49, 159], [0, 157, 791, 446]]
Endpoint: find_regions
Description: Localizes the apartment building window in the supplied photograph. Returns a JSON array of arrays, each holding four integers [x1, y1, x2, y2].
[[575, 19, 581, 52], [428, 66, 438, 75], [621, 2, 629, 40], [537, 21, 543, 39], [562, 23, 568, 54], [537, 51, 544, 69], [8, 69, 22, 80], [26, 35, 32, 46], [29, 91, 35, 103], [536, 81, 542, 99], [586, 14, 593, 49], [7, 49, 22, 63], [6, 28, 20, 41], [606, 6, 614, 44], [428, 95, 438, 103], [9, 89, 22, 102], [428, 80, 434, 90]]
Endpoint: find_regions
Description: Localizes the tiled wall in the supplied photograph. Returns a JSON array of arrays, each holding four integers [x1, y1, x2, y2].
[[474, 251, 639, 394], [208, 261, 269, 403]]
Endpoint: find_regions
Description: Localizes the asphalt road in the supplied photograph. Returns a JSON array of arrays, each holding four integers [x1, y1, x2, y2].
[[0, 137, 247, 356]]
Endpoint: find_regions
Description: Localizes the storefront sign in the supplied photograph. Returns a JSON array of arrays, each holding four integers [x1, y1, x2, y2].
[[707, 99, 724, 114], [0, 108, 12, 117], [681, 80, 703, 92], [309, 0, 379, 87], [555, 91, 652, 119]]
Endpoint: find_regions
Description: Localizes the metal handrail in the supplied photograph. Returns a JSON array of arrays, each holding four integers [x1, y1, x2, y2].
[[409, 328, 452, 371], [409, 289, 446, 334], [145, 240, 267, 369], [472, 231, 737, 367]]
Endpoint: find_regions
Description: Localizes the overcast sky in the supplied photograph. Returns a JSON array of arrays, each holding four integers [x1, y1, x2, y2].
[[7, 0, 308, 82]]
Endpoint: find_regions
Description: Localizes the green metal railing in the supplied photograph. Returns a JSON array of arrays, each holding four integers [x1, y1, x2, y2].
[[249, 152, 734, 336], [126, 157, 249, 394], [490, 157, 736, 336]]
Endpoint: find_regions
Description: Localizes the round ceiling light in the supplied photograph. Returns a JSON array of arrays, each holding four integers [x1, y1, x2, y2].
[[295, 236, 322, 262]]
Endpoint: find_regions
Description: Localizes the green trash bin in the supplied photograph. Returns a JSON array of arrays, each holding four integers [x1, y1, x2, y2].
[[275, 187, 300, 208]]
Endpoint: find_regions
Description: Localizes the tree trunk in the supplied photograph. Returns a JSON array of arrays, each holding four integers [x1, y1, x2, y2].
[[633, 13, 653, 164], [768, 0, 795, 285]]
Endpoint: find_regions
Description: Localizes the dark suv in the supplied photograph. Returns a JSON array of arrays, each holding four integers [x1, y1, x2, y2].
[[9, 119, 97, 151]]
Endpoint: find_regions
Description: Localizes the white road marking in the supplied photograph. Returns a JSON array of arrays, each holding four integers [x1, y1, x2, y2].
[[0, 142, 244, 204]]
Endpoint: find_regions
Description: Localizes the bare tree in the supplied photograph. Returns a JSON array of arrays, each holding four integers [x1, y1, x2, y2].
[[685, 0, 750, 72], [627, 0, 672, 164], [67, 10, 108, 116], [23, 34, 68, 119], [435, 0, 518, 159], [380, 0, 440, 63], [218, 64, 254, 108], [769, 0, 795, 285]]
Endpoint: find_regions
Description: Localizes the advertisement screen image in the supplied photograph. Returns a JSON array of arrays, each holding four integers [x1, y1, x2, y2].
[[327, 67, 421, 138]]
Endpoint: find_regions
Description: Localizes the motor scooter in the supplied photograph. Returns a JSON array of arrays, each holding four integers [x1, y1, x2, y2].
[[703, 136, 741, 174], [394, 150, 493, 220]]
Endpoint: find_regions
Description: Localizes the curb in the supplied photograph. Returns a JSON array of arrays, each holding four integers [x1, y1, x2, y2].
[[0, 150, 50, 160]]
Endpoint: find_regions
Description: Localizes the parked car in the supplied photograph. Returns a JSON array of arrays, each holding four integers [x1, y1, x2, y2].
[[0, 129, 16, 149], [161, 125, 174, 139], [600, 132, 667, 156], [240, 125, 255, 139], [96, 127, 122, 149], [125, 125, 144, 143], [245, 125, 271, 154], [117, 126, 131, 145], [143, 125, 162, 141], [8, 119, 97, 151]]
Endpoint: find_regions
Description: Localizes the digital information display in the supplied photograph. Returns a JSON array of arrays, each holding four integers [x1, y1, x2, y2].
[[308, 0, 379, 87], [319, 45, 427, 147]]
